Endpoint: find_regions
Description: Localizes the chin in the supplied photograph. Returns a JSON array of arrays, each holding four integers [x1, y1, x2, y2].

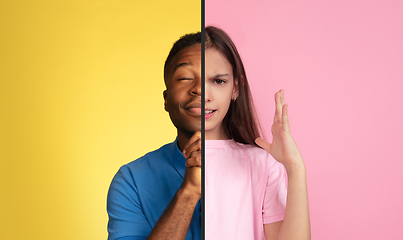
[[204, 123, 217, 133], [176, 123, 201, 136]]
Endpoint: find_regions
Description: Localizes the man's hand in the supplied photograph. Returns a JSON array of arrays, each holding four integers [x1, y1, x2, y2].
[[181, 131, 202, 198], [147, 131, 202, 240]]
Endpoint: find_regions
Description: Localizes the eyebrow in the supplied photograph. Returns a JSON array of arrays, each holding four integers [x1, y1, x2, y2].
[[173, 62, 192, 72], [212, 74, 229, 78]]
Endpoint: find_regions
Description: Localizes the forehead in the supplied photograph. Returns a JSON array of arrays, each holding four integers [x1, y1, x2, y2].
[[205, 48, 232, 75], [165, 44, 201, 82], [170, 44, 201, 66]]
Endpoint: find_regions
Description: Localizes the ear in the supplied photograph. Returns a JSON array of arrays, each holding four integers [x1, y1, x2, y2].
[[232, 79, 239, 100], [163, 90, 168, 112]]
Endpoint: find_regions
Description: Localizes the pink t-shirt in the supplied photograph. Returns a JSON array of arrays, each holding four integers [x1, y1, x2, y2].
[[205, 139, 287, 240]]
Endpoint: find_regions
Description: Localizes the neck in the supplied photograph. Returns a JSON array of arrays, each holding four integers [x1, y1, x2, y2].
[[205, 128, 228, 140], [176, 131, 192, 153]]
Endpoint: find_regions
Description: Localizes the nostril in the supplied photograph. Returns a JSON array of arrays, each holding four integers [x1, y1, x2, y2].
[[191, 87, 202, 95]]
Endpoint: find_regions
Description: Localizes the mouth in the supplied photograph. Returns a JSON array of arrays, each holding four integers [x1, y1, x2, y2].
[[205, 109, 216, 119], [184, 102, 202, 116], [186, 107, 202, 115]]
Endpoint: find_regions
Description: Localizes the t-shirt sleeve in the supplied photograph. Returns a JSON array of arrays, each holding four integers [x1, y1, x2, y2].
[[107, 166, 152, 240], [262, 157, 288, 224]]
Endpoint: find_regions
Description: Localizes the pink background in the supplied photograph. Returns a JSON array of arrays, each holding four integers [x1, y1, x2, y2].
[[206, 1, 403, 239]]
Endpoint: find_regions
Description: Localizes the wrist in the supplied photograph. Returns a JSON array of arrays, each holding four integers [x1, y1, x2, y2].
[[283, 158, 306, 174], [178, 185, 201, 202]]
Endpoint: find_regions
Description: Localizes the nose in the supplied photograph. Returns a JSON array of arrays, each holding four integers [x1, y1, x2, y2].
[[204, 79, 210, 103], [190, 78, 202, 96]]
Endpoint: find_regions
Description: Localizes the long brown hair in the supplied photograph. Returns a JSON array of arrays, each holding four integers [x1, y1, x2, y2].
[[205, 26, 262, 145]]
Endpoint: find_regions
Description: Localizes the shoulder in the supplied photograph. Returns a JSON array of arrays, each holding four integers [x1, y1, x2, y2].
[[130, 141, 174, 164], [107, 141, 180, 239], [108, 141, 175, 191], [231, 141, 272, 157], [122, 141, 174, 173], [231, 141, 283, 170]]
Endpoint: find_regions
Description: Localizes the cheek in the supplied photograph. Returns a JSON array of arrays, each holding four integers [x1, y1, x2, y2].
[[216, 87, 233, 109], [165, 91, 182, 112], [168, 88, 185, 103]]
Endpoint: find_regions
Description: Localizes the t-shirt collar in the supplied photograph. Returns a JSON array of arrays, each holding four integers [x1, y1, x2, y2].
[[169, 137, 187, 179]]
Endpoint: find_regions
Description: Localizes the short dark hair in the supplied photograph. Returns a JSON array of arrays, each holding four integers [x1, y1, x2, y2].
[[205, 26, 262, 145], [164, 32, 201, 85]]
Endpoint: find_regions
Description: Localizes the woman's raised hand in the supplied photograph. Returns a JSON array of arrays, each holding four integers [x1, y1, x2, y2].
[[255, 90, 304, 170]]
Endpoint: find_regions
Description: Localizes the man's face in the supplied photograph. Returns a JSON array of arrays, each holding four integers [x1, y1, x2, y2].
[[164, 44, 201, 139]]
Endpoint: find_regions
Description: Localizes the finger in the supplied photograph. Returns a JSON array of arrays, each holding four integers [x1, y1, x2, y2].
[[278, 89, 285, 106], [183, 131, 201, 156], [189, 150, 201, 158], [274, 91, 283, 123], [282, 104, 290, 132], [183, 131, 201, 149], [255, 137, 272, 152], [185, 153, 201, 167], [279, 89, 285, 106], [184, 139, 201, 159]]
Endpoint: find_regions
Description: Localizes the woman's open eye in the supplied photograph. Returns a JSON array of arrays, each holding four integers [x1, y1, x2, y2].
[[214, 79, 226, 85]]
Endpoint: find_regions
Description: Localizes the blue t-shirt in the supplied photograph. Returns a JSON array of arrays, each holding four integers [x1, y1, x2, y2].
[[107, 139, 201, 240]]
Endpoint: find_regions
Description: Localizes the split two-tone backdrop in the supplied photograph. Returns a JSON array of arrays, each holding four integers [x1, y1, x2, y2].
[[1, 1, 402, 239]]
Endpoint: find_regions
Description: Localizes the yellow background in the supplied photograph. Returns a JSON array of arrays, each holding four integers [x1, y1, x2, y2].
[[0, 1, 200, 239]]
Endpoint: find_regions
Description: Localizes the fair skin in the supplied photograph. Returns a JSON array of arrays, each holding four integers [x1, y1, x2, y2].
[[148, 44, 202, 240], [257, 90, 311, 240], [205, 47, 311, 240], [205, 48, 238, 140]]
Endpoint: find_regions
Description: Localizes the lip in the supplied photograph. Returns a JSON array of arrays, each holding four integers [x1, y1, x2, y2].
[[205, 108, 216, 120], [184, 102, 202, 116]]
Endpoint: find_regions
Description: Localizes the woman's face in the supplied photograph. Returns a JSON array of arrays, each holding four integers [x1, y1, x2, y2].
[[205, 47, 238, 140]]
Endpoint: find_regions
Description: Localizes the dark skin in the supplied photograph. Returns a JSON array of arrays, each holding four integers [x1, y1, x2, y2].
[[147, 43, 201, 240]]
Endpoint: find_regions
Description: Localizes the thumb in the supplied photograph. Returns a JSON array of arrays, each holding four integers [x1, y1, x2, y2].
[[255, 137, 271, 152]]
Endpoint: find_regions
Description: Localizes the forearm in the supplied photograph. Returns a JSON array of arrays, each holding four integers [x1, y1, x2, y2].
[[147, 187, 200, 240], [277, 163, 311, 240]]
